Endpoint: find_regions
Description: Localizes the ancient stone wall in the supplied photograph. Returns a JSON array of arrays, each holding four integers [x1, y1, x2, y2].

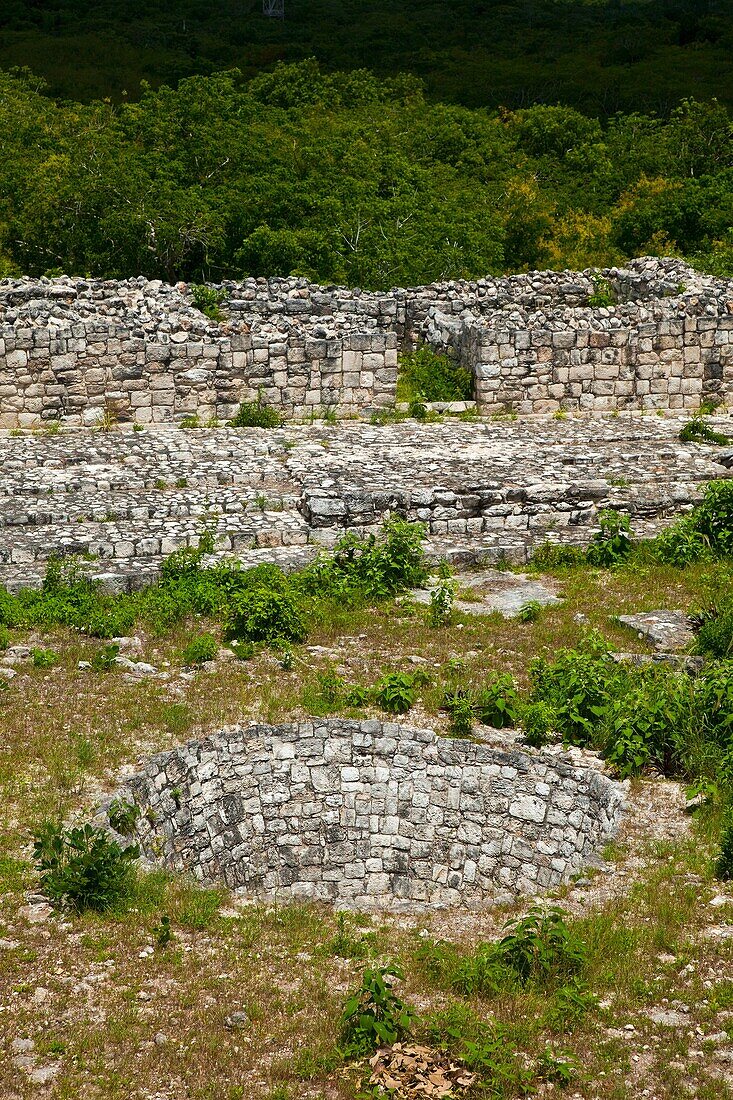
[[105, 719, 626, 910], [1, 258, 731, 426]]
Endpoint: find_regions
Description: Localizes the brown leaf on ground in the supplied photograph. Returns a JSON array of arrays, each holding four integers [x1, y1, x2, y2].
[[369, 1043, 477, 1098]]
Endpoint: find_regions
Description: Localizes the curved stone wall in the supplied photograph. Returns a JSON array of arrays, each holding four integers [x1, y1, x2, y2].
[[106, 719, 626, 910]]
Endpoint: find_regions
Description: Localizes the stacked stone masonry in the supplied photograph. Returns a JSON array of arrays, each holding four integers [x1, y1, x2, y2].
[[1, 416, 730, 593], [1, 257, 732, 426], [106, 719, 626, 909]]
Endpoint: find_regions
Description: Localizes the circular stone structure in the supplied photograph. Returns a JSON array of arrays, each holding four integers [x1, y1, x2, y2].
[[107, 720, 626, 910]]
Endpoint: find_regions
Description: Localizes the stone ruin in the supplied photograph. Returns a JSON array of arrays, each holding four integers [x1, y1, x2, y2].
[[3, 257, 731, 909], [0, 256, 732, 427], [104, 719, 626, 910]]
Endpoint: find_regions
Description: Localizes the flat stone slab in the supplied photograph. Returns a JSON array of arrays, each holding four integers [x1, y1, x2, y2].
[[411, 568, 561, 618], [617, 610, 695, 652]]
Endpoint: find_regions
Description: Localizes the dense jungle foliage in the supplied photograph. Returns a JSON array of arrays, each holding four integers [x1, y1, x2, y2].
[[0, 62, 732, 286], [0, 0, 731, 114]]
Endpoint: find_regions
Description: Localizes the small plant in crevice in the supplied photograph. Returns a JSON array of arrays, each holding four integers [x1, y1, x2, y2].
[[189, 283, 226, 321], [32, 820, 138, 912], [678, 415, 730, 447], [230, 392, 282, 429], [587, 275, 616, 308], [108, 798, 140, 837], [340, 964, 416, 1056]]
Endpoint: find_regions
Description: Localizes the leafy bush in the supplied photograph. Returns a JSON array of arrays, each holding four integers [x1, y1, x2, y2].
[[90, 642, 120, 671], [429, 578, 456, 627], [652, 516, 711, 567], [397, 346, 474, 402], [108, 799, 140, 836], [225, 584, 306, 645], [679, 416, 730, 446], [340, 964, 416, 1056], [446, 693, 475, 737], [587, 276, 616, 308], [374, 671, 417, 714], [495, 906, 586, 988], [189, 284, 226, 321], [0, 625, 8, 650], [230, 395, 282, 429], [474, 673, 521, 728], [181, 633, 219, 665], [691, 481, 733, 558], [693, 600, 733, 659], [528, 634, 619, 745], [585, 509, 633, 567], [521, 701, 557, 748], [31, 647, 58, 669], [33, 821, 138, 912], [300, 518, 427, 603], [517, 599, 543, 623]]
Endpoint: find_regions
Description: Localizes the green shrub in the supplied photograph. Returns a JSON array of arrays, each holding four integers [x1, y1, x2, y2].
[[0, 624, 9, 650], [585, 509, 633, 567], [429, 579, 456, 626], [692, 481, 733, 557], [587, 276, 616, 308], [496, 906, 586, 988], [397, 345, 473, 402], [225, 585, 306, 644], [679, 416, 730, 446], [715, 822, 733, 880], [107, 799, 140, 836], [446, 693, 475, 737], [300, 518, 427, 603], [521, 701, 556, 748], [90, 642, 120, 671], [528, 635, 619, 745], [374, 671, 417, 714], [190, 283, 226, 321], [517, 599, 543, 623], [652, 516, 711, 567], [32, 820, 138, 912], [474, 673, 521, 728], [339, 964, 416, 1056], [181, 633, 219, 665], [31, 647, 58, 669], [693, 600, 733, 659], [230, 395, 282, 429], [530, 542, 586, 570]]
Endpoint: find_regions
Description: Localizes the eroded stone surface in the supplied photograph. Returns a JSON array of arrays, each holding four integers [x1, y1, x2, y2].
[[617, 610, 695, 652], [0, 414, 727, 592], [103, 719, 626, 911]]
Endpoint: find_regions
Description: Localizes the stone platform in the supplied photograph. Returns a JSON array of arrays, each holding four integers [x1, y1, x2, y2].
[[0, 413, 728, 592]]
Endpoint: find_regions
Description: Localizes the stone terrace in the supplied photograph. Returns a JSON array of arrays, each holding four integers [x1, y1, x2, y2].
[[0, 414, 729, 592]]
